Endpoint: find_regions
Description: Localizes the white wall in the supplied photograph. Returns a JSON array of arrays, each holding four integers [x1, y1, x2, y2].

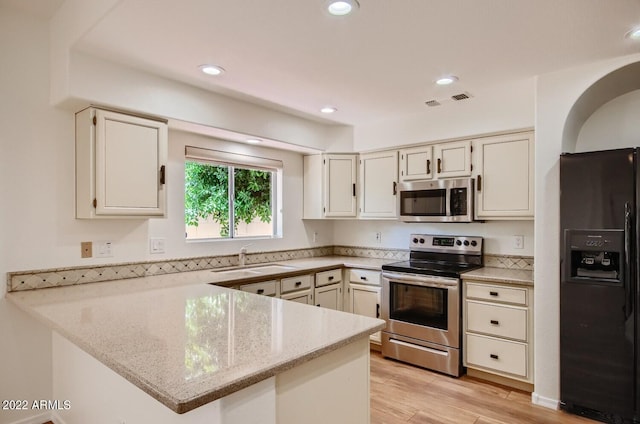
[[0, 8, 58, 423], [353, 78, 535, 152], [534, 53, 640, 408], [576, 89, 640, 152], [332, 220, 534, 256]]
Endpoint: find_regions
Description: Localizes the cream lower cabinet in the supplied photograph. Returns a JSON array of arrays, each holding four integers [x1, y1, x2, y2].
[[346, 269, 382, 345], [463, 280, 534, 389], [358, 151, 398, 218], [472, 131, 534, 219], [314, 269, 343, 310], [239, 280, 279, 297], [280, 275, 314, 305], [75, 107, 168, 219]]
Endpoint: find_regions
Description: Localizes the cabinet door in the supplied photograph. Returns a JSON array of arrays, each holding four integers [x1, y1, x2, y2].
[[94, 109, 167, 216], [281, 289, 313, 305], [474, 132, 534, 219], [399, 145, 433, 181], [434, 140, 472, 178], [348, 284, 382, 343], [324, 154, 357, 217], [315, 283, 343, 310], [359, 151, 398, 218]]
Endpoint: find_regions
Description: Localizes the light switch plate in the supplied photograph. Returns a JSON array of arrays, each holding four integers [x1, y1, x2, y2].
[[150, 237, 166, 254], [95, 241, 113, 258]]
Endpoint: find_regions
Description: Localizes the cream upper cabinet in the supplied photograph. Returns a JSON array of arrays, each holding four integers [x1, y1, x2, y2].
[[358, 150, 398, 218], [434, 140, 472, 178], [473, 132, 534, 220], [76, 107, 168, 219], [399, 145, 433, 181], [303, 154, 357, 219]]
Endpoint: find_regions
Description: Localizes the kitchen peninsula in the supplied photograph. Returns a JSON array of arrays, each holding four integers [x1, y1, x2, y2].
[[8, 268, 385, 424]]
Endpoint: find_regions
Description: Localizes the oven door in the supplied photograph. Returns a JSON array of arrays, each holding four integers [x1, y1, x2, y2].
[[381, 271, 460, 349]]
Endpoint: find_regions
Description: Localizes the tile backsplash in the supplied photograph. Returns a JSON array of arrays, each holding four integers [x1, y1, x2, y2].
[[7, 245, 532, 292]]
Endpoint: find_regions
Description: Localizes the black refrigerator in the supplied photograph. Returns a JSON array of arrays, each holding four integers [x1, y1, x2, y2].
[[560, 148, 639, 423]]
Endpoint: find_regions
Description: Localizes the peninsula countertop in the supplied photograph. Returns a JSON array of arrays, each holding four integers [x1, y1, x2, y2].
[[7, 260, 386, 414]]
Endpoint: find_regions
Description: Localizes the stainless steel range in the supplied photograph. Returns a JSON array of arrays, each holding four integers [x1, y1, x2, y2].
[[381, 234, 483, 377]]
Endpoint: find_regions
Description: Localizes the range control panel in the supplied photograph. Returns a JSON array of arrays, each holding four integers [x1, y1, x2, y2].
[[410, 234, 483, 254]]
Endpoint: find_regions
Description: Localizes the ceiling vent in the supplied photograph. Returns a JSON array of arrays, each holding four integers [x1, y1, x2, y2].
[[451, 92, 473, 101], [425, 92, 473, 109]]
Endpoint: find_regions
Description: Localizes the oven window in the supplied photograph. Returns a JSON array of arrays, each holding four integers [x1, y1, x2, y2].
[[400, 189, 446, 216], [389, 282, 448, 330]]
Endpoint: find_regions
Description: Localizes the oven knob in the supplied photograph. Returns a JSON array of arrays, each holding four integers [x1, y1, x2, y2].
[[463, 240, 470, 246], [413, 237, 419, 244], [471, 240, 477, 247], [456, 240, 462, 246], [419, 238, 425, 244]]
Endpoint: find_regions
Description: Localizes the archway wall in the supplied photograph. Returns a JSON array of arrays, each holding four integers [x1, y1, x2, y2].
[[533, 52, 640, 407]]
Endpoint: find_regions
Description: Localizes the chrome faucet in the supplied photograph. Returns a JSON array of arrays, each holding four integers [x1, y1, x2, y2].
[[239, 244, 252, 267]]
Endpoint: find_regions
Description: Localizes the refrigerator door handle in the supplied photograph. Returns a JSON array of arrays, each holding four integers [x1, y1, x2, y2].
[[624, 202, 633, 320]]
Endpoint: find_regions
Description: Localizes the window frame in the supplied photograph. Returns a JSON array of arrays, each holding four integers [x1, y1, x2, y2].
[[185, 146, 283, 241]]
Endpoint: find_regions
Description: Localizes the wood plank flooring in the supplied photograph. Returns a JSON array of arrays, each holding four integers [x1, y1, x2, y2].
[[370, 352, 597, 424]]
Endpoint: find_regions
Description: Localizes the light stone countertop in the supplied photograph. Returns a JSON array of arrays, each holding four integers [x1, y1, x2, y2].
[[7, 256, 388, 414], [461, 266, 534, 287]]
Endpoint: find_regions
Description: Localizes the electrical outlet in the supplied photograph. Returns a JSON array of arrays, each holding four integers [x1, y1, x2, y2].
[[81, 241, 92, 258], [514, 235, 524, 249], [312, 232, 318, 243], [375, 232, 382, 243]]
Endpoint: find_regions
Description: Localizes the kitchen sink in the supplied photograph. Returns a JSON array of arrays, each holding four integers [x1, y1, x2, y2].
[[211, 264, 297, 279]]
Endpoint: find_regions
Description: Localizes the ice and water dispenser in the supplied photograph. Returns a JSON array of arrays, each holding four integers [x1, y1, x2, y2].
[[563, 229, 624, 283]]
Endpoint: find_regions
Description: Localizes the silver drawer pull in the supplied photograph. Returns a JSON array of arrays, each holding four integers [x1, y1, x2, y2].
[[490, 320, 500, 325]]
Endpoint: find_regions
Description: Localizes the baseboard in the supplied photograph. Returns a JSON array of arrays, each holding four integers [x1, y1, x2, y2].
[[7, 412, 51, 424], [6, 411, 67, 424], [531, 392, 560, 410]]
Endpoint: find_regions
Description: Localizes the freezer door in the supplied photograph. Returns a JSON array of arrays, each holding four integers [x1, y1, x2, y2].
[[559, 148, 637, 420]]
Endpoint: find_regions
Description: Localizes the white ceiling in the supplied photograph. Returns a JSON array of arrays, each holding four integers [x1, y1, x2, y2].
[[6, 0, 640, 126]]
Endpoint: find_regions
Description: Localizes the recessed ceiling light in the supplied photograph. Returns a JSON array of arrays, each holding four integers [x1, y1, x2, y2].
[[199, 64, 225, 76], [246, 138, 262, 144], [435, 76, 459, 86], [320, 106, 337, 114], [625, 27, 640, 40], [326, 0, 359, 16]]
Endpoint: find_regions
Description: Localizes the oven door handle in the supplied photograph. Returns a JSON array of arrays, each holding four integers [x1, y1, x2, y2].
[[382, 272, 459, 288]]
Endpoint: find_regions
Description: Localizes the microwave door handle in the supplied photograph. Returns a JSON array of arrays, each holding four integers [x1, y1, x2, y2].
[[445, 188, 452, 217]]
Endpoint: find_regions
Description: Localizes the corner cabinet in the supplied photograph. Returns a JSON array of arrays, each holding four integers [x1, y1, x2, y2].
[[358, 150, 398, 218], [76, 107, 168, 219], [303, 154, 357, 219], [472, 132, 534, 220]]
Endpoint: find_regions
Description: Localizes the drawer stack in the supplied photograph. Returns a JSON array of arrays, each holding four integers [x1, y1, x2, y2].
[[463, 281, 533, 387]]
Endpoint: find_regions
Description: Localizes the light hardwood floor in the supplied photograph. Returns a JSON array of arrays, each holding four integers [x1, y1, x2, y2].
[[370, 352, 597, 424]]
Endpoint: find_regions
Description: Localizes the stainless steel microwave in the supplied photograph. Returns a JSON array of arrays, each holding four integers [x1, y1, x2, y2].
[[397, 178, 474, 223]]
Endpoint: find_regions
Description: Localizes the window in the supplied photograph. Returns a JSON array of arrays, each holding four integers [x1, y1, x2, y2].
[[185, 146, 282, 240]]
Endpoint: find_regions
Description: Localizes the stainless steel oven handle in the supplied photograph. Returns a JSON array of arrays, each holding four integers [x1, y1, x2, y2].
[[382, 271, 459, 288]]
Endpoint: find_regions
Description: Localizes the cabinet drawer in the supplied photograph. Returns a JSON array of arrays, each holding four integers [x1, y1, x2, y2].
[[349, 269, 380, 286], [467, 301, 527, 341], [316, 269, 342, 287], [466, 282, 527, 305], [281, 275, 313, 294], [466, 334, 527, 378], [240, 280, 277, 296]]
